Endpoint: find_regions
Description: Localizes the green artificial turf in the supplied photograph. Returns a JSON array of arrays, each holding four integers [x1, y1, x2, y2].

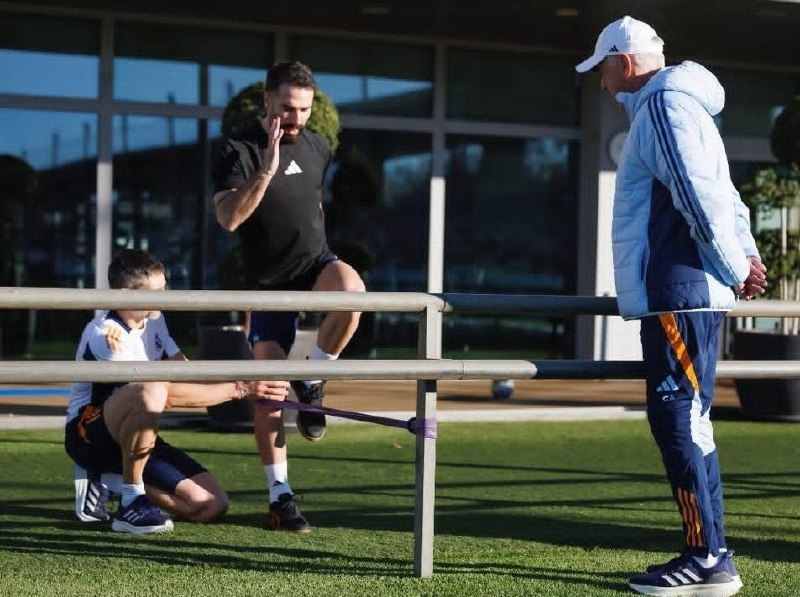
[[0, 420, 798, 596]]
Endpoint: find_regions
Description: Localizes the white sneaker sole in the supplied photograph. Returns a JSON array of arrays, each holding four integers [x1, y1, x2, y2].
[[73, 465, 103, 522], [111, 518, 174, 534], [628, 577, 743, 597]]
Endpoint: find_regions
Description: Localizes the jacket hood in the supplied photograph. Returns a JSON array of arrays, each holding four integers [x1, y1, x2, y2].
[[617, 61, 725, 121]]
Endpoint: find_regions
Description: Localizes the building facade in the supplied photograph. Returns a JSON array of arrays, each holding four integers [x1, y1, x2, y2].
[[1, 1, 798, 359]]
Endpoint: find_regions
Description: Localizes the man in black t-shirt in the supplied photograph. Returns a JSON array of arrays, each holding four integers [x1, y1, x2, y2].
[[213, 61, 365, 532]]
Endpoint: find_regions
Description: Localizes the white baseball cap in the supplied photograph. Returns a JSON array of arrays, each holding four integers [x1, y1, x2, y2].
[[575, 16, 664, 73]]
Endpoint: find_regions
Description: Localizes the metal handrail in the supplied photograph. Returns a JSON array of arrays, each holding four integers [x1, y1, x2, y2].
[[1, 359, 799, 384], [2, 287, 799, 316]]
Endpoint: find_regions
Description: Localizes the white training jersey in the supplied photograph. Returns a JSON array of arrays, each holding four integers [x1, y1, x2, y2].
[[66, 311, 180, 422]]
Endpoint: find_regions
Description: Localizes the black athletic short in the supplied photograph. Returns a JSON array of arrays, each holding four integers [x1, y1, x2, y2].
[[64, 402, 206, 493], [248, 251, 338, 354]]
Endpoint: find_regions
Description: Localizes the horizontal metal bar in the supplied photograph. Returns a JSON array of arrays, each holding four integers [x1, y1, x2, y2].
[[0, 359, 526, 383], [439, 293, 621, 315], [716, 361, 800, 378], [0, 359, 797, 384], [728, 300, 800, 317], [0, 287, 443, 313], [533, 360, 800, 379], [2, 287, 798, 317]]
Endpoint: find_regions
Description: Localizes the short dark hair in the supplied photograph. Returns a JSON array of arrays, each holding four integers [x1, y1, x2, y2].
[[265, 60, 316, 92], [108, 249, 165, 290]]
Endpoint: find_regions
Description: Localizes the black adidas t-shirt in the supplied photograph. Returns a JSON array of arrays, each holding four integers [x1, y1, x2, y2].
[[213, 126, 332, 287]]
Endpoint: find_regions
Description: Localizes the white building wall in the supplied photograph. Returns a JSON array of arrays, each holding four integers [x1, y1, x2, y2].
[[575, 84, 643, 361]]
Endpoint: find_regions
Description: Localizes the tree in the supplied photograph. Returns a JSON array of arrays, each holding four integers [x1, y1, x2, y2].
[[740, 97, 800, 335], [771, 95, 800, 166]]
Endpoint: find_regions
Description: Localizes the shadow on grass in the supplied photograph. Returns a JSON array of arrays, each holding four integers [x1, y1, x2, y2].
[[0, 436, 63, 446], [435, 559, 631, 593], [0, 523, 634, 593], [0, 526, 413, 577]]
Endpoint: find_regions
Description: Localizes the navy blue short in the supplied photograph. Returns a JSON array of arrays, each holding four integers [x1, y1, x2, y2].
[[249, 251, 338, 354], [64, 402, 206, 494]]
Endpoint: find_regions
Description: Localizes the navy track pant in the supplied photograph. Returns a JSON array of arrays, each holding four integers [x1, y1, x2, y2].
[[640, 311, 727, 556]]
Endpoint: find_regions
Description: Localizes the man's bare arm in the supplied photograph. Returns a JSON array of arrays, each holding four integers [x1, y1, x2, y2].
[[164, 380, 289, 409], [214, 116, 283, 232], [214, 172, 275, 232]]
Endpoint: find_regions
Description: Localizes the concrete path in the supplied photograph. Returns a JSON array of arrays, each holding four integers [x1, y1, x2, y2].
[[0, 379, 741, 430]]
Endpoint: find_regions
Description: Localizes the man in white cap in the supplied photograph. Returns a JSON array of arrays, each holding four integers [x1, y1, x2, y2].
[[576, 15, 768, 597]]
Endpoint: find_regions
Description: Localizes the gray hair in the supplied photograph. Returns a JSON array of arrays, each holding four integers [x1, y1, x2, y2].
[[630, 52, 665, 72]]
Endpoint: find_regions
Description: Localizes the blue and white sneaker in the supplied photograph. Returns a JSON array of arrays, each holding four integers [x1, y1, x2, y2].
[[74, 464, 112, 522], [111, 495, 174, 534], [628, 551, 743, 596]]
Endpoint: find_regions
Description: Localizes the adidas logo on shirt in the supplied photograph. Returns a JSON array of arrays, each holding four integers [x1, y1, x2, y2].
[[284, 160, 303, 175], [657, 375, 680, 394]]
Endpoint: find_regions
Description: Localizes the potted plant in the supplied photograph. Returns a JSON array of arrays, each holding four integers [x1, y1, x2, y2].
[[734, 95, 800, 420]]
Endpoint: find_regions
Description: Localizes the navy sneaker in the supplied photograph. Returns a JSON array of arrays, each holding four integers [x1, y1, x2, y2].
[[629, 551, 743, 596], [74, 464, 112, 522], [290, 381, 327, 441], [112, 495, 173, 534], [646, 550, 740, 581], [268, 493, 311, 533], [645, 549, 692, 573]]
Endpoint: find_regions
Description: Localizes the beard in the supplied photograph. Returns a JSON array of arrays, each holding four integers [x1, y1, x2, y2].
[[281, 124, 304, 143]]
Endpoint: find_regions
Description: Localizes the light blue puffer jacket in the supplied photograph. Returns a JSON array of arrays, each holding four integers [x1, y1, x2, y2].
[[613, 61, 758, 320]]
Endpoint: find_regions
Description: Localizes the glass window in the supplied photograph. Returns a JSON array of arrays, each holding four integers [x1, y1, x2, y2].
[[112, 115, 205, 290], [315, 129, 432, 356], [447, 48, 579, 126], [112, 114, 222, 346], [0, 108, 97, 356], [716, 69, 799, 136], [0, 108, 98, 174], [444, 135, 580, 358], [207, 119, 240, 292], [0, 12, 98, 98], [115, 22, 272, 105], [209, 65, 265, 107], [288, 37, 433, 117]]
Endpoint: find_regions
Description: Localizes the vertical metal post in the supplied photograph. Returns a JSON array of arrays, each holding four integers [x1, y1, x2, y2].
[[95, 17, 114, 290], [427, 43, 447, 294], [414, 304, 441, 578]]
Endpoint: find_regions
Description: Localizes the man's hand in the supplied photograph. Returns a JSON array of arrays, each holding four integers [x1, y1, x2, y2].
[[736, 256, 768, 300], [237, 380, 290, 400], [260, 116, 284, 177]]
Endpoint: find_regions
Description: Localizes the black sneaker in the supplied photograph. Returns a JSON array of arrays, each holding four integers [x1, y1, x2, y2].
[[290, 381, 327, 441], [112, 495, 174, 534], [268, 493, 311, 533], [74, 464, 112, 522]]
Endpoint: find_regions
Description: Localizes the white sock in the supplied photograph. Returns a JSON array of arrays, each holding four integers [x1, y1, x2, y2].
[[693, 553, 719, 569], [305, 344, 337, 386], [265, 462, 293, 503], [101, 473, 123, 495], [120, 482, 146, 507]]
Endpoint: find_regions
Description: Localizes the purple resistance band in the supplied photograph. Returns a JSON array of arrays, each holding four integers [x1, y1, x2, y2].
[[255, 398, 437, 439]]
